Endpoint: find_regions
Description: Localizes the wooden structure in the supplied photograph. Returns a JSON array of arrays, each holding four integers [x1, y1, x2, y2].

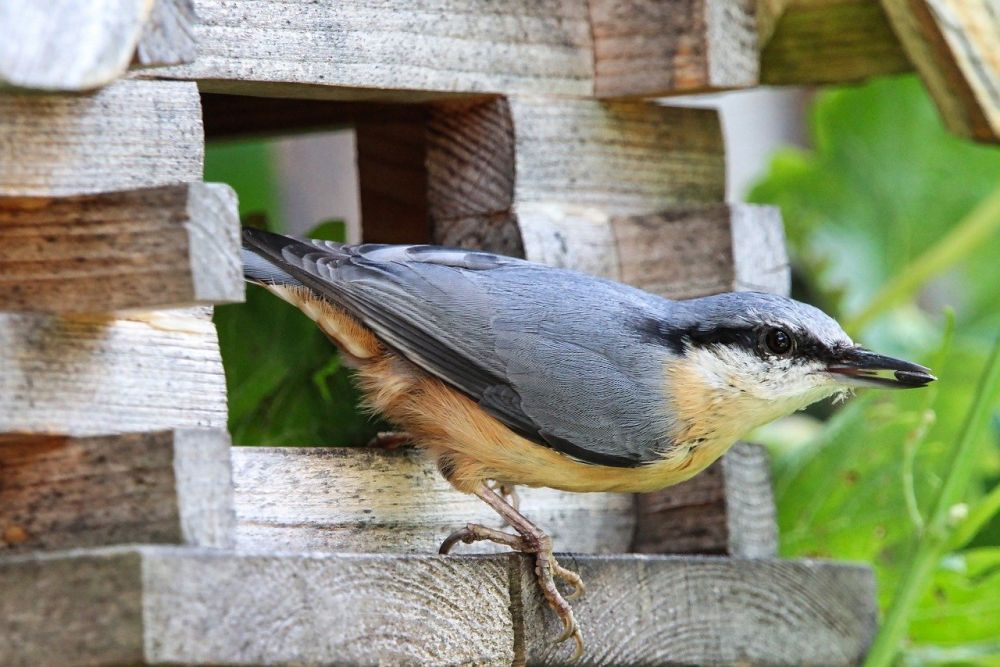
[[2, 1, 996, 665]]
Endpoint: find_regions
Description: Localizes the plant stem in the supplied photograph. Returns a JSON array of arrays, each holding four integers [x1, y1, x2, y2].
[[846, 187, 1000, 336], [864, 335, 1000, 667]]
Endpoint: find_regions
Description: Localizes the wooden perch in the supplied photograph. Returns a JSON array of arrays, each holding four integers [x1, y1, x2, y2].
[[880, 0, 1000, 143], [151, 0, 595, 100], [0, 80, 203, 196], [0, 430, 234, 552], [590, 0, 758, 97], [0, 546, 877, 666], [0, 184, 243, 313], [232, 444, 776, 558], [0, 311, 227, 437], [759, 0, 912, 84], [232, 447, 636, 555]]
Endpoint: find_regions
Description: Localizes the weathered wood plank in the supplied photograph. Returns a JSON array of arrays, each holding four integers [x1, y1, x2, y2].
[[151, 0, 594, 100], [0, 80, 203, 196], [516, 555, 876, 666], [0, 312, 227, 437], [633, 443, 778, 557], [0, 430, 234, 552], [516, 203, 789, 299], [0, 0, 153, 91], [0, 547, 516, 667], [0, 547, 876, 667], [232, 447, 635, 555], [590, 0, 758, 97], [759, 0, 912, 85], [0, 183, 243, 313], [133, 0, 198, 69], [426, 96, 726, 251], [880, 0, 1000, 143]]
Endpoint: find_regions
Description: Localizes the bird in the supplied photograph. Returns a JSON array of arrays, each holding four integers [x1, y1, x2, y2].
[[241, 227, 936, 660]]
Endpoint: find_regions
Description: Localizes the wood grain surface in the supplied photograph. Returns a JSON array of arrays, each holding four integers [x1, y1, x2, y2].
[[0, 183, 243, 313], [0, 546, 876, 666], [0, 430, 234, 552], [516, 555, 877, 666], [590, 0, 758, 97], [760, 0, 912, 85], [880, 0, 1000, 142], [150, 0, 594, 100], [0, 80, 203, 196], [0, 312, 227, 437], [232, 447, 636, 555]]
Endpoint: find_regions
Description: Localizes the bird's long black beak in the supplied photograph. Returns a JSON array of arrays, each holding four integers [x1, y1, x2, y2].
[[827, 347, 936, 389]]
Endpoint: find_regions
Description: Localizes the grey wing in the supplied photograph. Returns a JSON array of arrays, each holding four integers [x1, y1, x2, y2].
[[242, 228, 674, 467]]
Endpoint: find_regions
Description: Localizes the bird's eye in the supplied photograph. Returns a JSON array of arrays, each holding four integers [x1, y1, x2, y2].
[[762, 327, 794, 356]]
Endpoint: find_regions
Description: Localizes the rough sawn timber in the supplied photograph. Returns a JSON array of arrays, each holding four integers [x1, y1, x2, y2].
[[879, 0, 1000, 143], [0, 310, 227, 437], [0, 80, 203, 197], [0, 430, 234, 552], [589, 0, 758, 97], [0, 183, 243, 313], [0, 546, 877, 666], [232, 446, 636, 555], [151, 0, 595, 100], [132, 0, 199, 69]]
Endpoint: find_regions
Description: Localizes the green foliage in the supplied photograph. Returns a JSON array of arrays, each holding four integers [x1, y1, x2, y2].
[[750, 75, 1000, 665], [205, 138, 386, 446]]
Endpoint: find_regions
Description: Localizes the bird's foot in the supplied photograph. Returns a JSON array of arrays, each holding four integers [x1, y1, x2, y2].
[[365, 430, 413, 449], [487, 481, 521, 512], [439, 484, 586, 661]]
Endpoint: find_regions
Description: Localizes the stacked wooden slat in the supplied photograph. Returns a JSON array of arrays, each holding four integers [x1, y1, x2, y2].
[[18, 0, 1000, 663]]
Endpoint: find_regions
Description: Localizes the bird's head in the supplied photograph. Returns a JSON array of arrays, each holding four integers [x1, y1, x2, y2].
[[657, 292, 935, 444]]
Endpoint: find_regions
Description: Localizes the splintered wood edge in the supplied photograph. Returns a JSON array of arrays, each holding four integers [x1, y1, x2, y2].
[[0, 429, 234, 552], [759, 0, 913, 85], [0, 547, 876, 667], [231, 446, 636, 555], [0, 183, 243, 313], [590, 0, 759, 98], [0, 312, 228, 437], [0, 80, 203, 197], [879, 0, 1000, 143]]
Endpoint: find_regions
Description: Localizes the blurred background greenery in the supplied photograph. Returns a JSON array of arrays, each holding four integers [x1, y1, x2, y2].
[[209, 73, 1000, 666]]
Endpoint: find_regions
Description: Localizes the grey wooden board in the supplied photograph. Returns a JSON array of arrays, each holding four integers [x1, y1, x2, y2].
[[133, 0, 198, 68], [0, 183, 244, 313], [150, 0, 594, 100], [0, 429, 234, 552], [0, 546, 876, 667], [0, 0, 153, 91], [515, 555, 877, 666], [232, 446, 637, 555], [0, 80, 202, 196], [0, 311, 227, 436]]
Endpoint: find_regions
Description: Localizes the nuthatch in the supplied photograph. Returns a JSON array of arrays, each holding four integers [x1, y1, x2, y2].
[[242, 228, 935, 658]]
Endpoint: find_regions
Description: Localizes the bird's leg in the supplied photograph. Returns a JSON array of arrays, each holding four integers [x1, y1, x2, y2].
[[365, 430, 413, 449], [439, 482, 585, 660], [488, 481, 521, 512]]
